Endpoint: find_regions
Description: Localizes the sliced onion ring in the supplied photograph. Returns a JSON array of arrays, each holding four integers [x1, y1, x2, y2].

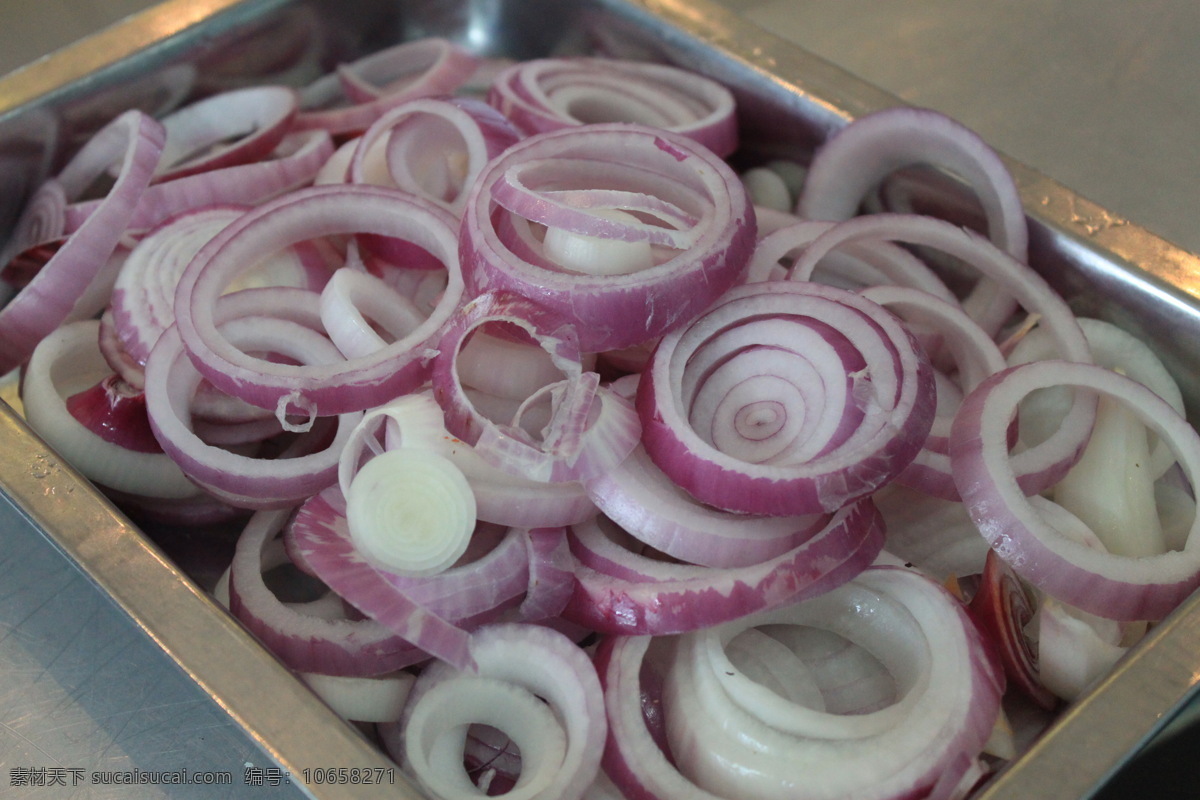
[[791, 213, 1096, 497], [172, 183, 465, 415], [0, 110, 164, 373], [638, 279, 936, 516], [950, 359, 1200, 621], [459, 123, 756, 352]]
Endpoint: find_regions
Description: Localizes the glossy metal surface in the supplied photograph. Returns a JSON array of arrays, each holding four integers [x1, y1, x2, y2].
[[2, 1, 1199, 798]]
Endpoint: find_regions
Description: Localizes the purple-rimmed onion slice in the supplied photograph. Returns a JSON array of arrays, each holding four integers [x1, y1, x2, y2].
[[152, 85, 299, 183], [286, 486, 573, 670], [227, 505, 439, 677], [746, 218, 956, 302], [792, 213, 1096, 497], [460, 123, 755, 352], [65, 129, 335, 237], [380, 622, 606, 800], [950, 359, 1200, 621], [432, 291, 641, 484], [294, 38, 480, 138], [285, 489, 532, 624], [1008, 316, 1185, 481], [585, 443, 830, 569], [21, 319, 203, 499], [563, 499, 884, 636], [284, 485, 478, 672], [172, 183, 465, 415], [638, 279, 936, 516], [630, 565, 1003, 800], [109, 204, 334, 371], [0, 110, 164, 374], [487, 57, 738, 158], [145, 288, 364, 508], [336, 37, 481, 105], [349, 95, 522, 217], [797, 106, 1028, 335], [798, 108, 1028, 263], [858, 284, 1010, 501]]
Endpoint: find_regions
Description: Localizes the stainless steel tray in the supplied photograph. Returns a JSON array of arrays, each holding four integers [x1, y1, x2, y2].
[[3, 1, 1200, 798]]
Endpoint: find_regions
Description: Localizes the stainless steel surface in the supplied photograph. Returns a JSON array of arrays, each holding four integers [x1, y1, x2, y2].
[[0, 479, 308, 800], [1, 1, 1199, 798]]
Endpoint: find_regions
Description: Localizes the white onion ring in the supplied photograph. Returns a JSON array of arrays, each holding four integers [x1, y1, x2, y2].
[[384, 622, 606, 800]]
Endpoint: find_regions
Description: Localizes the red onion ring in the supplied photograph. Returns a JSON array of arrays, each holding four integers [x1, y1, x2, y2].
[[0, 111, 164, 373], [145, 288, 364, 508], [294, 38, 480, 138], [172, 184, 465, 415], [349, 95, 522, 216], [638, 279, 936, 516], [153, 85, 299, 183], [459, 123, 756, 352], [797, 106, 1028, 335], [857, 284, 1010, 501], [653, 566, 1003, 800], [109, 204, 332, 370], [950, 359, 1200, 621], [336, 38, 481, 105], [65, 129, 335, 236], [563, 498, 884, 636], [585, 443, 830, 568], [228, 505, 436, 677], [791, 213, 1097, 497], [432, 291, 641, 484]]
